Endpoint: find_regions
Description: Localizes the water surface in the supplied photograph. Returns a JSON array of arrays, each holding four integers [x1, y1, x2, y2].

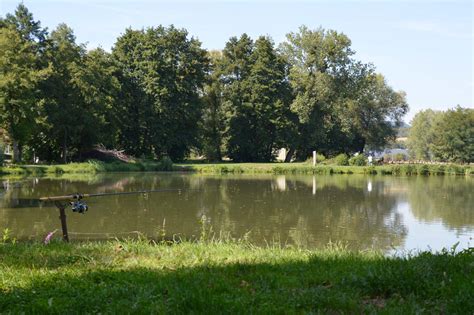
[[1, 173, 472, 253]]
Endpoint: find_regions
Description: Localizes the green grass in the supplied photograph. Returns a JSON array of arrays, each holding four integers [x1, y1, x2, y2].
[[0, 239, 472, 313], [1, 160, 472, 176], [175, 162, 474, 176], [0, 159, 173, 176]]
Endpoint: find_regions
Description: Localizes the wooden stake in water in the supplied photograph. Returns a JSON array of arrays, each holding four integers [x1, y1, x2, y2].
[[313, 151, 317, 167]]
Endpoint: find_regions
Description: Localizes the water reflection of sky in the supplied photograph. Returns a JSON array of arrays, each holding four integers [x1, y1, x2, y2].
[[1, 174, 473, 253], [396, 201, 473, 253]]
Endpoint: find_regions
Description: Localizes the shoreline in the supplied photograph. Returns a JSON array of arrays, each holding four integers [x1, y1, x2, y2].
[[0, 161, 472, 177]]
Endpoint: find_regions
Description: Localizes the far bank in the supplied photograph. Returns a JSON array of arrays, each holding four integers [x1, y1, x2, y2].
[[0, 160, 472, 177]]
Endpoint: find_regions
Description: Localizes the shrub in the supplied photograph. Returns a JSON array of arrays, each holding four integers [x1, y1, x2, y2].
[[305, 153, 326, 164], [383, 154, 392, 163], [394, 153, 406, 162], [417, 164, 429, 175], [316, 153, 326, 163], [334, 153, 349, 166], [349, 154, 367, 166], [159, 156, 173, 171], [401, 164, 416, 175]]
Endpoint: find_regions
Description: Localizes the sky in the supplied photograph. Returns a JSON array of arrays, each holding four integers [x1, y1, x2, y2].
[[1, 0, 473, 122]]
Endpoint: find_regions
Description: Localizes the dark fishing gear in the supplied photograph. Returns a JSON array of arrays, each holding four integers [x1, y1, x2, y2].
[[70, 200, 88, 214], [69, 194, 88, 214]]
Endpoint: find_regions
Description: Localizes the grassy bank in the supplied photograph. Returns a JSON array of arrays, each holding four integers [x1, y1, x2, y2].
[[0, 240, 472, 313], [175, 162, 474, 176], [1, 160, 472, 176], [0, 159, 173, 176]]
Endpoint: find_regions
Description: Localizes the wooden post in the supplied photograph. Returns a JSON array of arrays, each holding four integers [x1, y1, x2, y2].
[[313, 151, 317, 167], [55, 202, 69, 242]]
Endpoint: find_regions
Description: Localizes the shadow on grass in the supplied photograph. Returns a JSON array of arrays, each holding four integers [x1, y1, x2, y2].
[[1, 248, 472, 313]]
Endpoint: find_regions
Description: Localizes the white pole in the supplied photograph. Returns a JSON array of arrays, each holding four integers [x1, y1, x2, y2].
[[312, 176, 316, 195], [313, 151, 316, 167]]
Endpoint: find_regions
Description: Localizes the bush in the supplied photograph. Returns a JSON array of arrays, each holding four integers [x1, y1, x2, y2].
[[349, 154, 367, 166], [316, 153, 326, 163], [158, 156, 173, 171], [417, 164, 429, 175], [394, 153, 407, 162], [305, 153, 326, 164], [334, 153, 349, 166]]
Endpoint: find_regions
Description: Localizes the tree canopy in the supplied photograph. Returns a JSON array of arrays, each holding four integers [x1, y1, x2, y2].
[[112, 26, 208, 160], [407, 107, 473, 163], [0, 4, 426, 164], [0, 5, 49, 162], [280, 27, 408, 159]]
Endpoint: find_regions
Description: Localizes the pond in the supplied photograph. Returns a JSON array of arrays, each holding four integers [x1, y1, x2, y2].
[[0, 173, 472, 253]]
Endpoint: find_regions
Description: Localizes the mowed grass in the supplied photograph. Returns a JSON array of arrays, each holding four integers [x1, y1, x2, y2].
[[0, 159, 173, 176], [1, 160, 472, 176], [0, 240, 473, 313], [175, 162, 474, 176]]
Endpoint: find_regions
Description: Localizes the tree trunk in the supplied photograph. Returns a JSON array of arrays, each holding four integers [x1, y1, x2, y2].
[[214, 146, 222, 162], [284, 148, 295, 163], [357, 138, 366, 154], [213, 133, 222, 162], [12, 140, 21, 163], [62, 129, 68, 164]]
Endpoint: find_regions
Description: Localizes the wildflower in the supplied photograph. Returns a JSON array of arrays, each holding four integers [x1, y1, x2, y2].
[[44, 229, 58, 244]]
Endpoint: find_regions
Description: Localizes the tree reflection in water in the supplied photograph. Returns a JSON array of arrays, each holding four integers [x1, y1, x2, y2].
[[0, 174, 471, 251], [407, 176, 474, 231]]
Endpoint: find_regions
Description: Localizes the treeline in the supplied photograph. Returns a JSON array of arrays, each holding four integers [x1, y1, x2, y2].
[[408, 107, 473, 163], [0, 4, 408, 163]]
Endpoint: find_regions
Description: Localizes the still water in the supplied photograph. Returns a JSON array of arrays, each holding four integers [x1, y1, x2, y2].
[[1, 173, 472, 252]]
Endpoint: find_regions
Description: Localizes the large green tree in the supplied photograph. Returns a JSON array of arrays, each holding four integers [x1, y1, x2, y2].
[[244, 36, 292, 161], [430, 106, 473, 163], [348, 73, 408, 151], [39, 24, 86, 162], [280, 26, 407, 159], [218, 35, 292, 161], [280, 27, 350, 159], [407, 107, 473, 163], [112, 26, 208, 160], [110, 29, 151, 157], [1, 3, 47, 45], [407, 109, 440, 160], [218, 34, 254, 161], [200, 50, 226, 161], [70, 48, 121, 151], [0, 4, 49, 162], [0, 27, 47, 162], [35, 25, 120, 162]]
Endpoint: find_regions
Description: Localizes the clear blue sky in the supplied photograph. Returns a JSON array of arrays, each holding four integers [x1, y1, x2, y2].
[[1, 0, 473, 122]]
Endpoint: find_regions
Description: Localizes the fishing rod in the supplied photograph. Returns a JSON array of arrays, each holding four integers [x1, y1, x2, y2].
[[39, 188, 188, 202], [38, 188, 191, 242]]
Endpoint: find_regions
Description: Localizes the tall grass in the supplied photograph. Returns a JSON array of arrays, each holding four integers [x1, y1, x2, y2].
[[1, 160, 472, 176], [175, 162, 473, 176], [0, 158, 173, 176]]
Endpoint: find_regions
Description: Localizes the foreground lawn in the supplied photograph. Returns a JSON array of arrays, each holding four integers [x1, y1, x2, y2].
[[0, 240, 472, 313]]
